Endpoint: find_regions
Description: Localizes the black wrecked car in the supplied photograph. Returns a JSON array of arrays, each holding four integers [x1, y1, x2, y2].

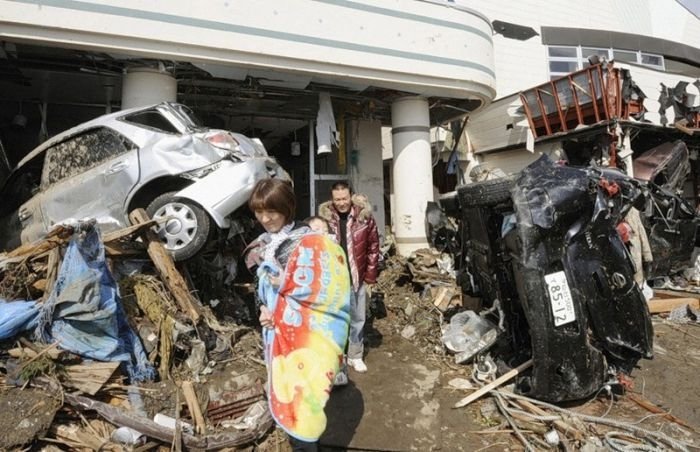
[[439, 156, 658, 403]]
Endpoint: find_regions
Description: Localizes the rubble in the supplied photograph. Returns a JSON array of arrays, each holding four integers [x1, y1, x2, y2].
[[0, 212, 272, 450], [370, 242, 697, 451]]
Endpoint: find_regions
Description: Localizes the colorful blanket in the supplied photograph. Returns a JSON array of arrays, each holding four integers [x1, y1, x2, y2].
[[257, 233, 351, 441]]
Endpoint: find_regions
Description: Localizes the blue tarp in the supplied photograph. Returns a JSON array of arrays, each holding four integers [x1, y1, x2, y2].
[[0, 300, 39, 340], [0, 224, 155, 382]]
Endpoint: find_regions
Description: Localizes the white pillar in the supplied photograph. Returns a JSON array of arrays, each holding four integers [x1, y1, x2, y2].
[[349, 119, 385, 241], [391, 97, 433, 255], [121, 67, 177, 109]]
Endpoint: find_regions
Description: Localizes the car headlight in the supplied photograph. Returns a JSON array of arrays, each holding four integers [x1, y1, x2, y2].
[[205, 131, 239, 151]]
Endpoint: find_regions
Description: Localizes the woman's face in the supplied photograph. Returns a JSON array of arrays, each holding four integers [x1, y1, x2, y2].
[[255, 209, 286, 233]]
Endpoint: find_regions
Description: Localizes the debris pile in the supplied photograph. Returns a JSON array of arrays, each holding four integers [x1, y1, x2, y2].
[[374, 237, 697, 451], [0, 211, 272, 450]]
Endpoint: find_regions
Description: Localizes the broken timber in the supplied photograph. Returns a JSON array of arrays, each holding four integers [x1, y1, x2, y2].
[[129, 209, 202, 322], [648, 289, 700, 314], [454, 359, 533, 408], [182, 381, 207, 435]]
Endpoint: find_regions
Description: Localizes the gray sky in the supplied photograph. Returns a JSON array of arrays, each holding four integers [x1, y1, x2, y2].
[[677, 0, 700, 19]]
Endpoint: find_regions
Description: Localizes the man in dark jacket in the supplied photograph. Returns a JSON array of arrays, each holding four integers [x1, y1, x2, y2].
[[319, 182, 380, 373]]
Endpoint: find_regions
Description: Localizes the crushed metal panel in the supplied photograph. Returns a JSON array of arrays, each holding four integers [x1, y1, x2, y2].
[[633, 140, 690, 192]]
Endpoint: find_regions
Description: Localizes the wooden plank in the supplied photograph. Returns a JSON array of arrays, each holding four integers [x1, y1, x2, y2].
[[3, 224, 73, 259], [182, 381, 207, 435], [102, 219, 158, 243], [628, 393, 695, 431], [647, 298, 700, 314], [454, 359, 533, 408], [128, 209, 202, 322], [653, 289, 700, 300], [63, 362, 121, 395], [432, 287, 449, 308]]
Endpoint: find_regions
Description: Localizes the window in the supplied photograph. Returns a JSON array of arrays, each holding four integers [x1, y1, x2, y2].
[[613, 49, 637, 63], [550, 61, 579, 73], [123, 110, 180, 134], [547, 45, 665, 78], [549, 47, 577, 58], [640, 53, 664, 69], [43, 128, 136, 187], [547, 45, 580, 79], [0, 154, 44, 215]]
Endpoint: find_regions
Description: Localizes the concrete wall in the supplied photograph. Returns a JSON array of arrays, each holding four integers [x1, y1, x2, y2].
[[455, 0, 700, 97], [350, 119, 385, 242], [458, 0, 700, 156], [0, 0, 496, 102], [478, 143, 564, 176], [466, 62, 700, 155]]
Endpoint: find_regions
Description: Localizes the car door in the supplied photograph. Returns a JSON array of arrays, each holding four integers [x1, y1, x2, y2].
[[40, 127, 140, 234]]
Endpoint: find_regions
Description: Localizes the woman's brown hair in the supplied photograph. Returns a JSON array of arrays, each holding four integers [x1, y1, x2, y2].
[[248, 179, 296, 223]]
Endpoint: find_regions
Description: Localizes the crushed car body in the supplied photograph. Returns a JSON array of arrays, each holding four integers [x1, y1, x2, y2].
[[0, 102, 289, 260], [633, 140, 700, 277], [441, 156, 659, 402]]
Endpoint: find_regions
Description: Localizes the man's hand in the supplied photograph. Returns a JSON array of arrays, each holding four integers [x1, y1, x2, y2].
[[259, 305, 274, 328]]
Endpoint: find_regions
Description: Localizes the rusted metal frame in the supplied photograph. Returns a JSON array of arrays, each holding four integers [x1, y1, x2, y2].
[[535, 88, 553, 135], [587, 68, 602, 122], [568, 75, 585, 126], [519, 93, 540, 139], [615, 68, 624, 118], [605, 66, 621, 119], [549, 80, 568, 132], [598, 65, 612, 120]]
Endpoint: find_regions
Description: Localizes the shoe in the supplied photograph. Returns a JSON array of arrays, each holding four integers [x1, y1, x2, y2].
[[347, 358, 367, 373], [333, 370, 348, 386]]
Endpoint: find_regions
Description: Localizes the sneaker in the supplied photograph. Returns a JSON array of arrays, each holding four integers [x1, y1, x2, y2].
[[347, 358, 368, 373], [333, 370, 348, 386]]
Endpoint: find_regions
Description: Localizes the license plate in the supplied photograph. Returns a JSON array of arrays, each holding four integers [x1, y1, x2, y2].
[[544, 271, 576, 327]]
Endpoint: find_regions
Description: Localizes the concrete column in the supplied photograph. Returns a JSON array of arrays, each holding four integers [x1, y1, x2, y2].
[[391, 97, 433, 255], [349, 119, 385, 240], [122, 67, 177, 109]]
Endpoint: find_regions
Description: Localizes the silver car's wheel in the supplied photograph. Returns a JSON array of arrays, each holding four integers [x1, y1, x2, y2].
[[146, 192, 211, 261]]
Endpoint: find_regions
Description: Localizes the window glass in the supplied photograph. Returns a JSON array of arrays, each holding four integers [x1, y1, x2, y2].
[[613, 49, 638, 63], [172, 104, 204, 128], [548, 46, 577, 58], [549, 61, 579, 73], [549, 45, 671, 76], [641, 53, 663, 67], [124, 110, 180, 134], [581, 47, 609, 60], [43, 128, 135, 187], [0, 154, 44, 215]]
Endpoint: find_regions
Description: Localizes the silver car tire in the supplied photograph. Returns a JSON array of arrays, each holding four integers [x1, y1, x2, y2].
[[146, 191, 211, 261]]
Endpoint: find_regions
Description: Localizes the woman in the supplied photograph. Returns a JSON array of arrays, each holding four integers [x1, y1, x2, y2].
[[246, 179, 351, 451]]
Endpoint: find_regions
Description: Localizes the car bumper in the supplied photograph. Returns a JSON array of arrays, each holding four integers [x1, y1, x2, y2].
[[175, 157, 290, 228]]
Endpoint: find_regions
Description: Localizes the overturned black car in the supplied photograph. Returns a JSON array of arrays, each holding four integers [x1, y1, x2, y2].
[[438, 152, 699, 403]]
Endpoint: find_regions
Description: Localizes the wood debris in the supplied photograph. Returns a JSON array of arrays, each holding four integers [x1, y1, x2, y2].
[[0, 213, 273, 449]]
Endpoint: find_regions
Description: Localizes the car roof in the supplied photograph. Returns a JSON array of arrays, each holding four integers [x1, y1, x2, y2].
[[15, 102, 177, 168]]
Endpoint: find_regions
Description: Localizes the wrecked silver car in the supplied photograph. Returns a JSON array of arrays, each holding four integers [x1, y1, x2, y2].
[[440, 156, 659, 402], [0, 102, 289, 260]]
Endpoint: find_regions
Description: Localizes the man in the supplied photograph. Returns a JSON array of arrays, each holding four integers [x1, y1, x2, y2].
[[319, 182, 380, 373]]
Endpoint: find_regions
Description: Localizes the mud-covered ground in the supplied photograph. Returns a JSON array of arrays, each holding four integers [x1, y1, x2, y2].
[[315, 309, 700, 451]]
